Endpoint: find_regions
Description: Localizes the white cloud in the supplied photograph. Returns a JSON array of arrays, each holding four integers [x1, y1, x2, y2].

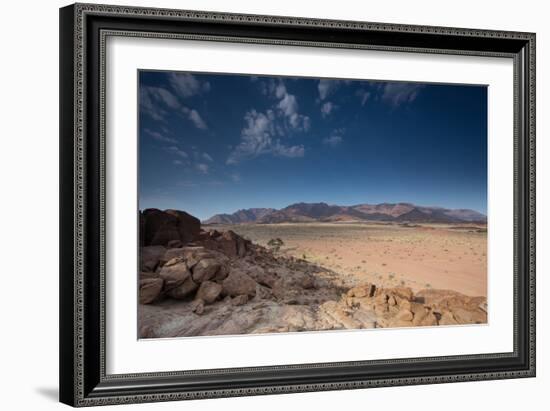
[[140, 87, 168, 120], [179, 106, 207, 130], [278, 93, 298, 117], [272, 82, 310, 132], [273, 142, 305, 158], [173, 159, 183, 166], [323, 128, 345, 147], [196, 163, 209, 174], [168, 73, 210, 98], [144, 128, 178, 144], [356, 89, 371, 106], [202, 152, 213, 162], [140, 83, 208, 130], [139, 86, 180, 121], [227, 109, 305, 164], [318, 79, 339, 100], [230, 173, 241, 183], [165, 146, 188, 159], [381, 83, 424, 107], [275, 82, 287, 99], [227, 79, 312, 164], [226, 110, 275, 164], [323, 135, 343, 147], [321, 101, 336, 117], [183, 107, 208, 130]]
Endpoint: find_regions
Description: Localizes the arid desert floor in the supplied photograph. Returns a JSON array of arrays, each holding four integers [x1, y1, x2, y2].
[[207, 222, 487, 297], [139, 209, 488, 337]]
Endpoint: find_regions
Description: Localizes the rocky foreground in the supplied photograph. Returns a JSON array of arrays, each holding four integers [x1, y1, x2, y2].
[[139, 209, 488, 338]]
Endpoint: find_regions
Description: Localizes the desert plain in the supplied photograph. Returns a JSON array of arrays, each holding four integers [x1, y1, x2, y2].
[[207, 222, 487, 298]]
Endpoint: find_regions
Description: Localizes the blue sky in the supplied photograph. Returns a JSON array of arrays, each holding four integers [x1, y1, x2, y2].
[[139, 71, 487, 220]]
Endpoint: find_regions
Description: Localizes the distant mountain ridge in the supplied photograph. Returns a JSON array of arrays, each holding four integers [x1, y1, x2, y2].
[[203, 202, 487, 224], [203, 208, 276, 224]]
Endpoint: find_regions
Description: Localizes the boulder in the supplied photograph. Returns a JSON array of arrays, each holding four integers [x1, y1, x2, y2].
[[438, 310, 459, 325], [213, 265, 230, 282], [347, 283, 376, 298], [140, 271, 159, 280], [449, 307, 486, 324], [141, 208, 200, 247], [140, 245, 166, 272], [386, 287, 414, 302], [214, 230, 249, 257], [246, 266, 275, 288], [352, 309, 377, 328], [374, 293, 388, 305], [389, 319, 414, 328], [158, 259, 191, 290], [162, 246, 197, 266], [195, 281, 223, 304], [410, 302, 429, 326], [192, 258, 222, 283], [418, 312, 438, 326], [165, 209, 201, 244], [142, 209, 180, 246], [167, 276, 198, 299], [151, 224, 180, 246], [167, 239, 183, 249], [222, 270, 258, 297], [395, 309, 413, 322], [191, 298, 205, 315], [218, 230, 239, 256], [416, 289, 467, 305], [231, 295, 249, 306], [139, 278, 163, 304], [139, 213, 145, 247], [321, 301, 361, 329]]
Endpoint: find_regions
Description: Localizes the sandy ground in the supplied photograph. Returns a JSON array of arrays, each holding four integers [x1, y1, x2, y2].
[[207, 222, 487, 297]]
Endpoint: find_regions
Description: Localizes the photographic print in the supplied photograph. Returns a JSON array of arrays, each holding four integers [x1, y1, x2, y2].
[[138, 70, 488, 339]]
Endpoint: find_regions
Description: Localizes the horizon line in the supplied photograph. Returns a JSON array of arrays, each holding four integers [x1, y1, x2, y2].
[[139, 200, 487, 219]]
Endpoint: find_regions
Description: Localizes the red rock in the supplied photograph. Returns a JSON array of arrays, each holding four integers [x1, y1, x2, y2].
[[222, 270, 257, 297], [139, 278, 163, 304], [167, 277, 198, 299], [347, 283, 376, 298], [231, 295, 249, 306], [192, 258, 222, 283], [140, 245, 166, 272], [141, 208, 200, 247], [158, 259, 191, 290], [195, 281, 223, 304]]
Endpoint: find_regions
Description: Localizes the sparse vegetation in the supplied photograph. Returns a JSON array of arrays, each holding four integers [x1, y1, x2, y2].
[[267, 237, 284, 251], [207, 221, 487, 297]]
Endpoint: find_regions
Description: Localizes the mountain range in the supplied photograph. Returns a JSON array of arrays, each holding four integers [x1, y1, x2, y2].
[[203, 202, 487, 225]]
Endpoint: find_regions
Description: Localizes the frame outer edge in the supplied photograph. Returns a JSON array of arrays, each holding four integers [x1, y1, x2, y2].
[[527, 33, 536, 376], [63, 2, 537, 407], [59, 3, 77, 407]]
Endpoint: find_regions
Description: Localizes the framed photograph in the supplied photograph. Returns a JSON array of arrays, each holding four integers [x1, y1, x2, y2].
[[59, 3, 536, 407]]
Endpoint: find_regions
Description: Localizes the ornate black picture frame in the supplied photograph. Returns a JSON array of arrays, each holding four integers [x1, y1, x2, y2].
[[59, 3, 535, 407]]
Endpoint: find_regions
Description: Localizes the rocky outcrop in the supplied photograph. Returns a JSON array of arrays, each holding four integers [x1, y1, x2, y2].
[[138, 211, 488, 338], [195, 281, 223, 304], [221, 271, 257, 298], [139, 278, 163, 304], [140, 208, 200, 247], [140, 245, 166, 272]]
